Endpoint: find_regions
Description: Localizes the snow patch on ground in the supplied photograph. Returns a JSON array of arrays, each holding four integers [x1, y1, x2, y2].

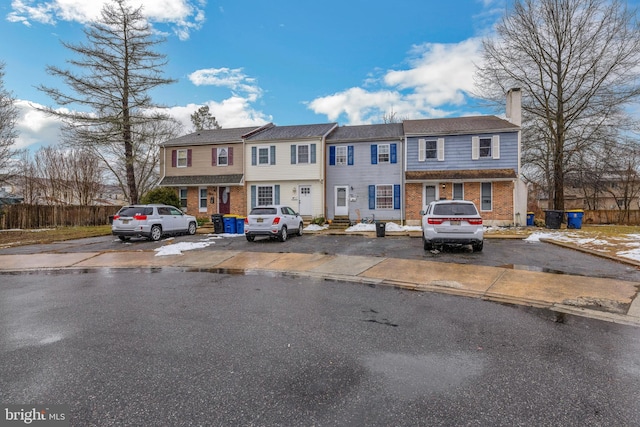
[[154, 241, 211, 256], [345, 223, 422, 232]]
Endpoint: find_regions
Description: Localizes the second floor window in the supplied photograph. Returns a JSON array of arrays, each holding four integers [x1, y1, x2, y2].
[[177, 149, 188, 167], [297, 145, 309, 164], [258, 147, 270, 165], [218, 148, 228, 166], [378, 144, 390, 163], [479, 138, 492, 158], [336, 146, 347, 165]]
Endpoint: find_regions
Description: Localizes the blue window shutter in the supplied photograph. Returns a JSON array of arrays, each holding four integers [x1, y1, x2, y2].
[[251, 185, 256, 209], [329, 146, 336, 165], [369, 185, 376, 209], [251, 147, 257, 166], [394, 184, 401, 209], [311, 144, 316, 164], [391, 143, 397, 164], [348, 146, 354, 165], [270, 145, 276, 165], [371, 145, 377, 164], [291, 145, 297, 164], [274, 185, 280, 204]]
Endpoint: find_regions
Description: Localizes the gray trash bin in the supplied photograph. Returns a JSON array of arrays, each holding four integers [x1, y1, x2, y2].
[[376, 222, 386, 237]]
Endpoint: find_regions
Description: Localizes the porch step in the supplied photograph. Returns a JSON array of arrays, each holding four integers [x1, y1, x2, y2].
[[328, 215, 351, 230]]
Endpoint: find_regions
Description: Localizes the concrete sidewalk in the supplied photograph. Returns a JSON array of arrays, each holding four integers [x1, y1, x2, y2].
[[1, 249, 639, 326]]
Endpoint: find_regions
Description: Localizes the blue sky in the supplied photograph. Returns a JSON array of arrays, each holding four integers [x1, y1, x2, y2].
[[1, 0, 509, 150]]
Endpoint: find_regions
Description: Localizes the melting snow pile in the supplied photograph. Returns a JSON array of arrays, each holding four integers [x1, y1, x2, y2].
[[154, 241, 211, 256]]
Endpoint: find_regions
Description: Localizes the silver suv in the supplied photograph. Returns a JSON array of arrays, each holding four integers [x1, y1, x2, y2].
[[244, 205, 304, 242], [420, 200, 484, 252], [112, 204, 197, 242]]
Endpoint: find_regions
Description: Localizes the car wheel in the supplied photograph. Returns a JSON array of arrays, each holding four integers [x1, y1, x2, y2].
[[245, 234, 255, 242], [473, 241, 484, 252], [188, 222, 197, 235], [422, 235, 432, 250], [150, 225, 162, 241], [297, 222, 303, 236], [118, 236, 130, 242], [279, 226, 288, 242]]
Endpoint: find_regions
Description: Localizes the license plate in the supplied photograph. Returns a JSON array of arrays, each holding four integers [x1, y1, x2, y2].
[[122, 220, 129, 224], [256, 218, 263, 223], [450, 220, 460, 225]]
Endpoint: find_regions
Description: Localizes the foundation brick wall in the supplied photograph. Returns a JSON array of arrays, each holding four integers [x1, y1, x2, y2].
[[405, 181, 515, 224]]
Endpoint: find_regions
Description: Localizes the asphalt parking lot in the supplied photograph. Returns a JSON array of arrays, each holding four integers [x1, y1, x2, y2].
[[2, 232, 639, 283]]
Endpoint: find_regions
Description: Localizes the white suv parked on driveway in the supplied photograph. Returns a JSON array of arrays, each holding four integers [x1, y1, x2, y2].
[[420, 200, 484, 252], [112, 204, 197, 242], [244, 205, 304, 242]]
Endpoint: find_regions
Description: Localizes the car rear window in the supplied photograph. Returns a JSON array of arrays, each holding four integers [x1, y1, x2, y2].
[[250, 208, 277, 215], [433, 203, 478, 216], [119, 206, 153, 216]]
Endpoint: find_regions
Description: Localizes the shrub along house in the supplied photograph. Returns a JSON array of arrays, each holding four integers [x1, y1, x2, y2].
[[158, 125, 271, 217], [244, 123, 337, 220], [325, 123, 404, 225], [403, 89, 526, 226]]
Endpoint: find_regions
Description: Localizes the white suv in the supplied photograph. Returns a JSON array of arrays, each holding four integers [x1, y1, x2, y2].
[[244, 205, 304, 242], [112, 204, 197, 242], [420, 200, 484, 252]]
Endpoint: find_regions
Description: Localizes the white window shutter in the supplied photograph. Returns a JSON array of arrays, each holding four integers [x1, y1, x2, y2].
[[418, 139, 426, 162], [437, 138, 445, 161], [472, 136, 479, 160], [492, 135, 500, 159]]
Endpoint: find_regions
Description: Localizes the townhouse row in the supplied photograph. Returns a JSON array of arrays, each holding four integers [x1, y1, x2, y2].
[[158, 90, 526, 226]]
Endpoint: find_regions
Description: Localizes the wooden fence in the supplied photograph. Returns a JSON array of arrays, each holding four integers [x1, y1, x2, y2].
[[0, 204, 122, 229]]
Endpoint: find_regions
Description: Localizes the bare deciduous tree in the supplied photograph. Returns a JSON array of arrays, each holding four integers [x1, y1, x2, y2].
[[476, 0, 640, 210], [37, 0, 176, 204], [0, 62, 19, 184]]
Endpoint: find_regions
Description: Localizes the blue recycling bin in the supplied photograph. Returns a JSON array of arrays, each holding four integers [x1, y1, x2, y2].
[[236, 217, 245, 234], [223, 215, 237, 234], [526, 212, 534, 226], [566, 210, 584, 229]]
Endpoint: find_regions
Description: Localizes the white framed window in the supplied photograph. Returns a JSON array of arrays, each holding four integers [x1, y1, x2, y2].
[[257, 186, 274, 206], [217, 147, 228, 166], [336, 146, 347, 165], [479, 138, 492, 158], [258, 146, 270, 165], [481, 182, 492, 211], [378, 144, 390, 163], [177, 149, 188, 168], [199, 187, 208, 212], [453, 183, 464, 200], [376, 185, 393, 209], [179, 188, 188, 208], [472, 135, 500, 160], [297, 144, 309, 164]]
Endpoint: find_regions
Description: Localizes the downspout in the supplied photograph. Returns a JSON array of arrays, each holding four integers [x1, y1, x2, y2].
[[402, 135, 406, 226]]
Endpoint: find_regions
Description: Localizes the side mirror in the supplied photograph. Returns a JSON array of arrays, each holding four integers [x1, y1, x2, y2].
[[419, 210, 425, 216]]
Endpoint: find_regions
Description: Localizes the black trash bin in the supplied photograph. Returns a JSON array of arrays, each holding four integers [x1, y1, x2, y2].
[[211, 214, 224, 234], [376, 222, 386, 237], [544, 210, 564, 229]]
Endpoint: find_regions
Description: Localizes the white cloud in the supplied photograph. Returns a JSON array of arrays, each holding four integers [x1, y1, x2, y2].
[[307, 38, 484, 124], [13, 100, 64, 150], [188, 68, 263, 101], [8, 0, 205, 39]]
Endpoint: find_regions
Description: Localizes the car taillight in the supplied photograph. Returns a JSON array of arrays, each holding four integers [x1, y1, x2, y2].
[[133, 215, 147, 220], [467, 218, 483, 225], [272, 217, 281, 225], [244, 217, 249, 224], [428, 218, 444, 224], [113, 215, 120, 220]]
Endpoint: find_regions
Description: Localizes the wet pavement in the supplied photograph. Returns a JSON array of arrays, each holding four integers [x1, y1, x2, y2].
[[1, 232, 639, 326]]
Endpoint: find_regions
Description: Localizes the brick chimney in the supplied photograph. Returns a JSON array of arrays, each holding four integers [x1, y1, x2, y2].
[[506, 88, 521, 126]]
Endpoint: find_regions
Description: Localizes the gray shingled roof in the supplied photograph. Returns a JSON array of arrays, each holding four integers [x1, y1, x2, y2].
[[403, 116, 519, 135], [246, 123, 338, 141], [326, 123, 404, 142], [159, 174, 244, 186], [405, 169, 517, 181], [161, 126, 266, 147]]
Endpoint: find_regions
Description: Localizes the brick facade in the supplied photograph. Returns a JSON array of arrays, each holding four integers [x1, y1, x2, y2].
[[405, 181, 515, 225], [181, 186, 247, 219]]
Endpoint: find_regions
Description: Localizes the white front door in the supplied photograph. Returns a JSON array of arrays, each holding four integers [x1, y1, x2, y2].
[[298, 185, 313, 216], [335, 186, 348, 216]]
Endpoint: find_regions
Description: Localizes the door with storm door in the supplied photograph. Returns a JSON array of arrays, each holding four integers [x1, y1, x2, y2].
[[335, 186, 348, 216]]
